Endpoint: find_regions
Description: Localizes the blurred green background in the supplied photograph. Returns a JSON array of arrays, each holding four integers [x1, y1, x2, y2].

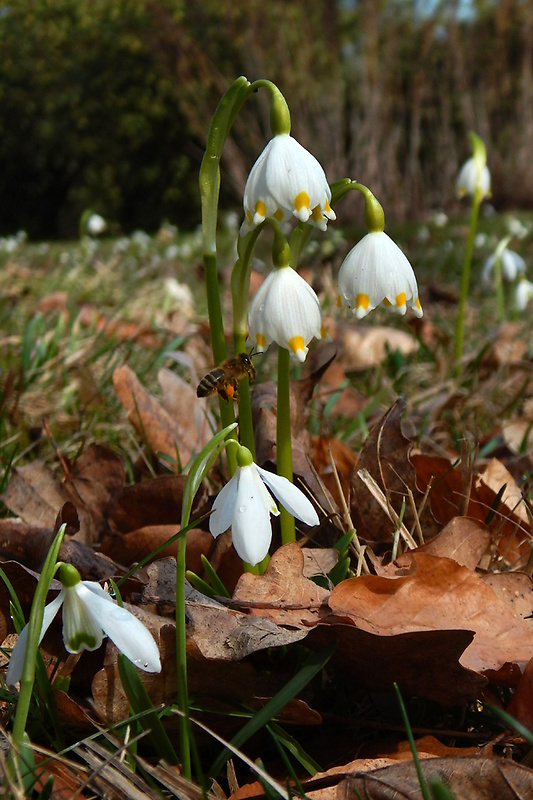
[[1, 0, 531, 239]]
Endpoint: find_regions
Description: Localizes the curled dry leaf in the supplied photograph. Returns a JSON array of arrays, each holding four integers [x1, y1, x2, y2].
[[0, 444, 126, 546], [0, 460, 71, 529], [412, 452, 532, 568], [402, 515, 490, 571], [340, 756, 533, 800], [480, 457, 529, 525], [327, 552, 533, 680], [233, 542, 330, 628], [308, 620, 483, 705], [113, 364, 209, 466], [186, 586, 310, 661]]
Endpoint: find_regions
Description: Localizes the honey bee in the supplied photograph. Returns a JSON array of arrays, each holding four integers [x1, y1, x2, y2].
[[196, 352, 256, 401]]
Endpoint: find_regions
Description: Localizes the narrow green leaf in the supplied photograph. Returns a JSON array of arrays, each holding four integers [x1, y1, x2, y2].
[[181, 422, 238, 528], [117, 654, 179, 765], [200, 555, 231, 598], [394, 683, 431, 800], [486, 702, 533, 745], [268, 721, 321, 775], [210, 641, 336, 777]]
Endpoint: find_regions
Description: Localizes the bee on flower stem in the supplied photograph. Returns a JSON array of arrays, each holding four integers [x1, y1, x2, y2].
[[196, 352, 256, 402]]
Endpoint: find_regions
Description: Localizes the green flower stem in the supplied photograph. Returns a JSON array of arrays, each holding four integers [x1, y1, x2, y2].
[[249, 79, 291, 136], [176, 423, 238, 778], [199, 78, 253, 476], [455, 191, 481, 364], [494, 255, 506, 323], [10, 526, 66, 756], [331, 179, 385, 231], [288, 223, 310, 268], [233, 331, 255, 458], [277, 346, 295, 544], [231, 227, 264, 459], [175, 531, 191, 779]]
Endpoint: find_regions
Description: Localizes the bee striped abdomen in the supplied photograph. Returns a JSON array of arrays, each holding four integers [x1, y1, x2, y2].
[[196, 368, 227, 398]]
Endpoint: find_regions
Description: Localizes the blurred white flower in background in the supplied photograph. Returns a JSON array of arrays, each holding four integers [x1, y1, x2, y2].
[[456, 157, 491, 200], [515, 278, 533, 311], [482, 248, 526, 284], [86, 213, 106, 236]]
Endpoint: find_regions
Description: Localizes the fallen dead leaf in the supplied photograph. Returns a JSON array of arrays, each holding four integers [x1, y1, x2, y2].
[[409, 516, 490, 570], [113, 364, 208, 467], [308, 619, 484, 705], [412, 451, 532, 568], [340, 756, 533, 800], [327, 552, 533, 680], [329, 319, 418, 370], [232, 543, 330, 627], [480, 457, 529, 524], [0, 461, 70, 528]]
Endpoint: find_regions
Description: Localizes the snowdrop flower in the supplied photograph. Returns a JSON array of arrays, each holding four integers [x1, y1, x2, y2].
[[456, 133, 491, 200], [86, 213, 106, 236], [337, 231, 423, 319], [456, 158, 491, 199], [6, 565, 160, 686], [209, 445, 319, 565], [241, 134, 335, 235], [515, 278, 533, 311], [248, 265, 326, 361], [482, 248, 526, 284]]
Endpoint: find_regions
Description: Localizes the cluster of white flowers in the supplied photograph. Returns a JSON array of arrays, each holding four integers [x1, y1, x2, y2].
[[241, 133, 423, 362], [456, 144, 532, 312]]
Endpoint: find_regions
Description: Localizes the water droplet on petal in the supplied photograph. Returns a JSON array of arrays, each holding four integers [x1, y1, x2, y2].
[[239, 504, 247, 513]]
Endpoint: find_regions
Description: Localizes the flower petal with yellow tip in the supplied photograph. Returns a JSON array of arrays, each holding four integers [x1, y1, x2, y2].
[[337, 231, 423, 319], [241, 134, 335, 234], [247, 266, 325, 361]]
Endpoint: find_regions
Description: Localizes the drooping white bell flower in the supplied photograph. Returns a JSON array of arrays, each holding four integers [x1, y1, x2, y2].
[[209, 445, 319, 566], [86, 213, 106, 236], [6, 565, 161, 687], [241, 134, 335, 235], [456, 157, 491, 200], [515, 278, 533, 311], [247, 265, 326, 361], [337, 231, 423, 319], [482, 248, 526, 284]]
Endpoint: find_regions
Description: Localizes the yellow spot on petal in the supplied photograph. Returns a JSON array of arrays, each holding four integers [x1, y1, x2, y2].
[[415, 297, 421, 309], [396, 292, 407, 307], [245, 209, 253, 224], [355, 293, 370, 310], [273, 208, 284, 221], [294, 191, 310, 213], [288, 335, 305, 355], [256, 333, 266, 347], [310, 205, 323, 222], [383, 297, 392, 307], [336, 294, 342, 308], [254, 199, 267, 218], [320, 324, 327, 339]]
